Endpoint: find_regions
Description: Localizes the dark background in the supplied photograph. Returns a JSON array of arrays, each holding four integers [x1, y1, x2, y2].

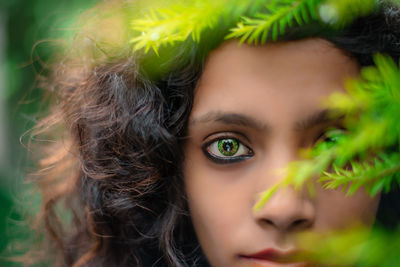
[[0, 0, 97, 265]]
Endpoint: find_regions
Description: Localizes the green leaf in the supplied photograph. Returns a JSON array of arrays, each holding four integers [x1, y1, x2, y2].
[[226, 0, 325, 44], [369, 177, 385, 196], [253, 182, 282, 211]]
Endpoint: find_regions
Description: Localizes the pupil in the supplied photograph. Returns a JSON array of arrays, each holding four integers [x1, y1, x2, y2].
[[223, 141, 233, 152], [218, 139, 238, 156]]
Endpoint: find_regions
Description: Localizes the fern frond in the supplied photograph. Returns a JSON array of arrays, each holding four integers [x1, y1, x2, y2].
[[255, 55, 400, 208], [131, 1, 224, 52], [131, 0, 379, 53], [320, 153, 400, 196], [130, 0, 266, 53], [226, 0, 323, 44], [323, 55, 400, 165], [315, 55, 400, 189]]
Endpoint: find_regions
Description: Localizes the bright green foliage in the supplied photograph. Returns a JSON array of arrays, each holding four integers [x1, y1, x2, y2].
[[227, 0, 378, 44], [131, 0, 224, 54], [226, 0, 324, 43], [321, 153, 400, 196], [130, 0, 265, 54], [298, 226, 371, 265], [319, 55, 400, 194], [298, 226, 400, 266], [131, 0, 380, 52], [255, 54, 400, 208]]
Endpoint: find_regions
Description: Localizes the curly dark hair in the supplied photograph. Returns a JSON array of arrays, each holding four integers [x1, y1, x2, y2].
[[22, 1, 400, 267]]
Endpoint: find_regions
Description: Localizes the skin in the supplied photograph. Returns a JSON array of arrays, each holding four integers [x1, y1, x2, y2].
[[183, 38, 381, 267]]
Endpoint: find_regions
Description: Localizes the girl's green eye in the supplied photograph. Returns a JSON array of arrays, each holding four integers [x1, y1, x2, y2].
[[316, 129, 347, 146], [202, 137, 254, 164], [218, 139, 239, 156]]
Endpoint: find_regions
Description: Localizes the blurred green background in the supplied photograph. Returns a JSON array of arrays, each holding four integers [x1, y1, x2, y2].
[[0, 0, 97, 265]]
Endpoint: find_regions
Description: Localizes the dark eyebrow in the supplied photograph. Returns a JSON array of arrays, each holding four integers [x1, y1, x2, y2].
[[189, 111, 269, 132], [294, 109, 337, 131]]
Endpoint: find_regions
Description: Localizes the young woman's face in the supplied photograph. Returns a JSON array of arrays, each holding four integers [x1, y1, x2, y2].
[[183, 38, 380, 267]]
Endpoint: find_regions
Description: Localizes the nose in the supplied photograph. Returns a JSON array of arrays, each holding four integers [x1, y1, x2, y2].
[[254, 185, 316, 232]]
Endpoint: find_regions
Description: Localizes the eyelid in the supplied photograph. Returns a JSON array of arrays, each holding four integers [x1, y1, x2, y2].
[[315, 127, 348, 145], [201, 132, 254, 164], [202, 131, 251, 143], [202, 132, 252, 149]]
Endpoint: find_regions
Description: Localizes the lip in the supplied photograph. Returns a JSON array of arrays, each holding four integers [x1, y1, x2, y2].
[[240, 248, 310, 266]]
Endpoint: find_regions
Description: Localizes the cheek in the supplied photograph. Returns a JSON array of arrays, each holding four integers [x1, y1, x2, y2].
[[183, 149, 252, 265], [315, 185, 381, 229], [185, 181, 240, 245]]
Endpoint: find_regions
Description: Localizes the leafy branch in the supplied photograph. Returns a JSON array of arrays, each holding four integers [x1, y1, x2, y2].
[[226, 0, 378, 44], [320, 153, 400, 196], [255, 54, 400, 209], [226, 0, 323, 44], [131, 1, 220, 54], [130, 0, 265, 54], [131, 0, 380, 53]]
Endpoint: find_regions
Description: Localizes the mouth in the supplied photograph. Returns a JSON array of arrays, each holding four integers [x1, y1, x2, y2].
[[239, 248, 311, 267]]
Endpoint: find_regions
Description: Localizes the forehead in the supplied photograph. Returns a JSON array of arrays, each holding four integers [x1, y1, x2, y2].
[[198, 38, 357, 75], [191, 38, 359, 124]]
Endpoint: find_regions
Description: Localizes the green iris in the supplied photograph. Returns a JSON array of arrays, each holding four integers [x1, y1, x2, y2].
[[217, 139, 239, 156]]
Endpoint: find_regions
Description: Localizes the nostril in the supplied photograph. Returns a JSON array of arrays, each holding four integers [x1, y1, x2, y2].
[[259, 217, 313, 232], [262, 218, 276, 227], [291, 218, 312, 230], [253, 187, 316, 232]]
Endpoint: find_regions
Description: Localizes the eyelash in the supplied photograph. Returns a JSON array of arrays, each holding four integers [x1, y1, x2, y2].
[[200, 127, 345, 164], [315, 128, 347, 146], [202, 135, 254, 164]]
